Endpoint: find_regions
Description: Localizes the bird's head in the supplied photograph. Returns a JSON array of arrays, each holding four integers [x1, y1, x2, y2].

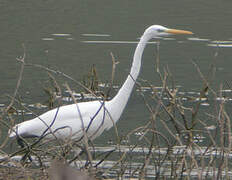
[[144, 25, 193, 39]]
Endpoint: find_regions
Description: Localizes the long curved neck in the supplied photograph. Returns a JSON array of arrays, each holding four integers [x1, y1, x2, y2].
[[109, 33, 151, 119]]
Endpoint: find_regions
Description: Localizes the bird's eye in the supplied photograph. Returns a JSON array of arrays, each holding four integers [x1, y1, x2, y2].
[[157, 29, 164, 33]]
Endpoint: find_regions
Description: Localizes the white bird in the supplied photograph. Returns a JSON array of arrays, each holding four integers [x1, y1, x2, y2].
[[9, 25, 193, 142]]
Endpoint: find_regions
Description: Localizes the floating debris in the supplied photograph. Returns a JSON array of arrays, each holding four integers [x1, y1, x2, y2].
[[51, 33, 71, 37], [211, 40, 232, 44], [152, 86, 163, 90], [42, 38, 54, 41], [181, 97, 188, 101], [187, 91, 198, 95], [121, 139, 129, 144], [187, 37, 210, 42], [98, 83, 109, 88], [107, 139, 114, 145], [82, 93, 102, 100], [112, 85, 119, 89], [98, 83, 119, 89], [134, 131, 145, 136], [195, 97, 207, 101], [205, 125, 216, 131], [81, 33, 111, 37], [28, 103, 47, 109], [187, 91, 200, 95], [178, 92, 185, 95], [136, 86, 151, 92], [64, 90, 102, 99], [200, 102, 210, 106], [194, 134, 206, 140], [163, 97, 171, 100], [62, 96, 82, 102], [62, 93, 103, 102], [13, 109, 27, 115], [163, 37, 176, 40], [64, 91, 82, 98], [220, 89, 232, 93], [215, 97, 227, 101], [207, 44, 232, 47], [66, 37, 74, 40], [182, 134, 206, 143]]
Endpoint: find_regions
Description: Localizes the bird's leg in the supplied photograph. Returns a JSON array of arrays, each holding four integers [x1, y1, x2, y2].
[[17, 137, 33, 162], [16, 137, 25, 148]]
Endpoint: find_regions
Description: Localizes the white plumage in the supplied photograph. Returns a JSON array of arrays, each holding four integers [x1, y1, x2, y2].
[[9, 25, 193, 141]]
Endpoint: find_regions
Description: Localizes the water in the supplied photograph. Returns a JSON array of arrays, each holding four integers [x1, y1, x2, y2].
[[2, 1, 232, 178], [1, 0, 232, 155], [1, 145, 232, 179]]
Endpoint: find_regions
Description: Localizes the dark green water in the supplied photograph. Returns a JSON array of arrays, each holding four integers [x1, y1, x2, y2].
[[1, 0, 232, 145]]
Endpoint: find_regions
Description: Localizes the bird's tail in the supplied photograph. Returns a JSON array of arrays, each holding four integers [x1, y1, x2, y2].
[[8, 126, 17, 138]]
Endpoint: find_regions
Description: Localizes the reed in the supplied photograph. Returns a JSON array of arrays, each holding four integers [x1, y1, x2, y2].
[[0, 46, 232, 179]]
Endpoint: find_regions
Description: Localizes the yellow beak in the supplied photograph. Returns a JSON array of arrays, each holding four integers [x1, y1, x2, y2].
[[165, 29, 193, 35]]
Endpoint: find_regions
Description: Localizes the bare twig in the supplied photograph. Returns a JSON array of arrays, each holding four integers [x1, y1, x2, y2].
[[6, 44, 26, 113]]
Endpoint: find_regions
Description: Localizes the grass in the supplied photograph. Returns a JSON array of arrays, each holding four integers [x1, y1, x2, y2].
[[1, 44, 232, 179]]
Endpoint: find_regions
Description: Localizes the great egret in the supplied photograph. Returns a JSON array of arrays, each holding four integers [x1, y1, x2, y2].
[[9, 25, 193, 142]]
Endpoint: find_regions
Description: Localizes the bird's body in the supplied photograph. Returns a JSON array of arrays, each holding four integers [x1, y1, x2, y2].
[[9, 25, 193, 141], [12, 101, 113, 140]]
